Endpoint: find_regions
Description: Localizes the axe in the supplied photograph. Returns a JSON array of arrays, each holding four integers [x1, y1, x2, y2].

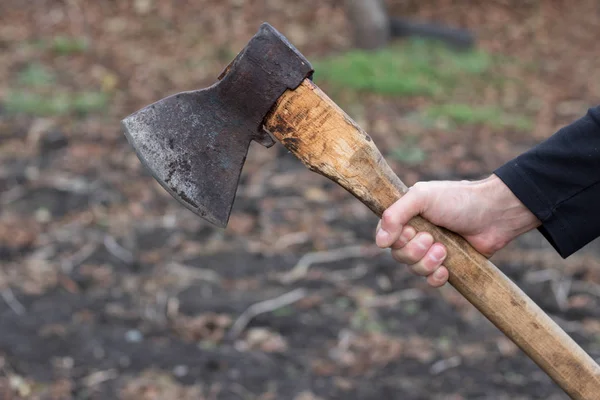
[[121, 23, 600, 399]]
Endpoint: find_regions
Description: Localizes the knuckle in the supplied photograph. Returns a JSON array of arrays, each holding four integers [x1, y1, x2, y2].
[[405, 246, 425, 263], [400, 226, 416, 242], [381, 209, 397, 227], [391, 239, 407, 249], [408, 266, 423, 277], [419, 259, 436, 274], [391, 251, 404, 264], [419, 258, 437, 274], [391, 249, 411, 265], [409, 263, 429, 277], [411, 182, 427, 193], [406, 235, 431, 258]]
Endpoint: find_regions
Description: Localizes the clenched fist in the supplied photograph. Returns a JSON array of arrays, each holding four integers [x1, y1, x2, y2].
[[375, 174, 541, 287]]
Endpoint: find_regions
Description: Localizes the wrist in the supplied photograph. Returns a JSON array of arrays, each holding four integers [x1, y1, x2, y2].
[[475, 174, 541, 244]]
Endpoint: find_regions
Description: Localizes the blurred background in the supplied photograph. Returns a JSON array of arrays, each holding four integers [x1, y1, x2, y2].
[[1, 0, 600, 399]]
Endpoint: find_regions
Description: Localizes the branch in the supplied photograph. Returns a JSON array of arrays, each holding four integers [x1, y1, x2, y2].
[[228, 288, 307, 340], [103, 235, 135, 265], [61, 242, 98, 273], [1, 288, 25, 315], [278, 245, 380, 284]]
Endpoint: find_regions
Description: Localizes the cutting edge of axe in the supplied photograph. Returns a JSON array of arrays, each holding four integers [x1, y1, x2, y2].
[[121, 22, 600, 399]]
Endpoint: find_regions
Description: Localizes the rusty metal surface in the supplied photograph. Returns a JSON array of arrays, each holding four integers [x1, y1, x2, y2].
[[121, 23, 314, 227]]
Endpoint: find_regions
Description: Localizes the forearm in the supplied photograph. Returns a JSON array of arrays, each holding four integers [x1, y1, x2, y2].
[[494, 106, 600, 258]]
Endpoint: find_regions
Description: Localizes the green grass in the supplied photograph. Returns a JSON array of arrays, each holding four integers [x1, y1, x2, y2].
[[18, 63, 55, 87], [5, 92, 71, 116], [313, 38, 493, 98], [17, 35, 89, 55], [5, 35, 102, 117], [423, 103, 533, 130], [5, 61, 108, 117], [313, 38, 533, 132], [5, 90, 108, 117], [390, 135, 427, 165], [71, 92, 109, 114], [50, 35, 89, 55]]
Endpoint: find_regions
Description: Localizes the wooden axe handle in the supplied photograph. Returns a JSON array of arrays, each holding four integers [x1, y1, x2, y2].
[[264, 79, 600, 399]]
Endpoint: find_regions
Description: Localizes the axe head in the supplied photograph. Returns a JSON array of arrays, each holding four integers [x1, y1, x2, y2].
[[122, 23, 313, 227]]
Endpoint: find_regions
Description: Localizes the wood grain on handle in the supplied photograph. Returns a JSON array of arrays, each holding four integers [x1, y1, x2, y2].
[[263, 79, 600, 399]]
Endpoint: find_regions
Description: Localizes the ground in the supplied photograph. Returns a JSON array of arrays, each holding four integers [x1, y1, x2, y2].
[[1, 1, 600, 399]]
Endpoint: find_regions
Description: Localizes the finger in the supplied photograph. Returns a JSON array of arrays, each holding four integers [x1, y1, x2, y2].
[[408, 243, 447, 276], [377, 185, 426, 248], [426, 266, 449, 287], [390, 225, 417, 249], [391, 232, 434, 265]]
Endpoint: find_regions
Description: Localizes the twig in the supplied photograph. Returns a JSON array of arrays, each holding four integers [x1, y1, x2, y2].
[[364, 289, 424, 308], [165, 262, 221, 283], [324, 264, 369, 283], [82, 369, 118, 387], [272, 231, 310, 250], [429, 356, 462, 375], [44, 175, 94, 194], [1, 288, 26, 315], [228, 288, 307, 339], [551, 278, 572, 312], [524, 269, 559, 283], [0, 186, 26, 206], [166, 296, 180, 319], [103, 235, 135, 265], [571, 280, 600, 298], [61, 243, 98, 273], [336, 329, 354, 352], [278, 245, 380, 284]]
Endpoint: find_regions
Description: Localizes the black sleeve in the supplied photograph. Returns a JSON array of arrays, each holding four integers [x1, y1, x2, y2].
[[493, 106, 600, 258]]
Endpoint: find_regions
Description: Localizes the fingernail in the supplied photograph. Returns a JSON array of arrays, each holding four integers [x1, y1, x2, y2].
[[433, 268, 446, 279], [376, 228, 390, 246], [429, 246, 446, 262]]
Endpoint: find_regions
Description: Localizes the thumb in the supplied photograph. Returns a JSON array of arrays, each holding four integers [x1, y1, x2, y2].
[[376, 185, 426, 248]]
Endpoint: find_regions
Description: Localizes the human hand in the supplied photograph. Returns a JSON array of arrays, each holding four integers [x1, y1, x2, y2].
[[375, 174, 541, 287]]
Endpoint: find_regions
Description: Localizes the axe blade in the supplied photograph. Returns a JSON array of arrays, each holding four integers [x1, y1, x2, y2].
[[121, 23, 313, 227], [121, 90, 249, 227]]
